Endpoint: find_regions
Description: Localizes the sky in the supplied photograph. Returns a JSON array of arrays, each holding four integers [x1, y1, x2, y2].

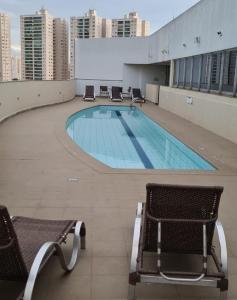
[[0, 0, 200, 56]]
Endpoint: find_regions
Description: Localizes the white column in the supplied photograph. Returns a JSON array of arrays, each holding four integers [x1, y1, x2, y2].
[[169, 60, 175, 87], [218, 51, 225, 94]]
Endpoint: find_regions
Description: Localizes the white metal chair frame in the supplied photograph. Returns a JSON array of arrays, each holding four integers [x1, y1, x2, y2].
[[128, 203, 228, 300], [21, 221, 85, 300]]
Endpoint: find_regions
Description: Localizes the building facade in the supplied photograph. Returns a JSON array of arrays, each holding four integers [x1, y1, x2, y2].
[[102, 18, 112, 38], [53, 18, 69, 80], [11, 56, 21, 80], [0, 13, 11, 81], [112, 12, 150, 38], [70, 10, 103, 79], [20, 8, 54, 80], [75, 0, 237, 98]]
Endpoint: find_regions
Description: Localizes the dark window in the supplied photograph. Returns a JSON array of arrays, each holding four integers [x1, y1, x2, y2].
[[192, 55, 201, 88], [185, 57, 192, 87], [178, 58, 185, 86], [223, 50, 237, 92], [200, 54, 211, 89]]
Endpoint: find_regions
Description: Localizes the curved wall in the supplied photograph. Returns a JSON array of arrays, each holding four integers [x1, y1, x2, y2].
[[0, 80, 76, 122]]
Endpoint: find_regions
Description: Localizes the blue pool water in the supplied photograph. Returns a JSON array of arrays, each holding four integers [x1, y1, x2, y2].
[[66, 106, 215, 170]]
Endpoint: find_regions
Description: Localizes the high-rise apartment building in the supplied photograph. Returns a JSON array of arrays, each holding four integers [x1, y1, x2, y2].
[[0, 13, 11, 81], [53, 18, 69, 80], [70, 9, 103, 78], [70, 10, 150, 78], [20, 8, 54, 80], [112, 12, 150, 38], [11, 56, 21, 80], [102, 18, 112, 38]]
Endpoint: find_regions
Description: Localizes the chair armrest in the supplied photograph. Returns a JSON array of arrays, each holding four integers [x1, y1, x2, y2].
[[130, 202, 143, 274], [0, 238, 14, 250], [216, 220, 228, 276], [23, 221, 85, 300]]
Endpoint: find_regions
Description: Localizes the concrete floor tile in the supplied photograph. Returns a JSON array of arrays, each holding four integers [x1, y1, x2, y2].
[[91, 275, 127, 299], [0, 99, 236, 299]]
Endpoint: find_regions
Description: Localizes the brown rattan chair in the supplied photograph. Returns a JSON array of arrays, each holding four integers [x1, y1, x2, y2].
[[128, 184, 228, 299], [0, 205, 86, 300], [83, 85, 95, 101]]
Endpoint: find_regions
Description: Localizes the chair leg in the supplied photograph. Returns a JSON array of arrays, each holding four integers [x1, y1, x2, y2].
[[81, 235, 86, 249], [80, 222, 86, 249], [23, 221, 85, 300], [128, 284, 136, 300], [220, 290, 228, 300]]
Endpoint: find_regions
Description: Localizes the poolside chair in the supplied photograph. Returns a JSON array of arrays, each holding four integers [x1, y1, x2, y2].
[[83, 85, 95, 101], [128, 184, 228, 299], [100, 86, 109, 98], [131, 88, 145, 102], [121, 87, 132, 99], [110, 86, 123, 102], [0, 205, 86, 300]]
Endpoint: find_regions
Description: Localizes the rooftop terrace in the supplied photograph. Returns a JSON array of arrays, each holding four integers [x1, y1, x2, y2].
[[0, 97, 237, 299]]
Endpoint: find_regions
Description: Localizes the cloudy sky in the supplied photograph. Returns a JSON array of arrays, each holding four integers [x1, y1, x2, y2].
[[0, 0, 199, 56]]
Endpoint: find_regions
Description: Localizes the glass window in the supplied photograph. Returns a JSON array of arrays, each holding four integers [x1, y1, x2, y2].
[[223, 50, 237, 92], [185, 57, 192, 87], [200, 54, 211, 90], [192, 55, 201, 88], [178, 58, 185, 86]]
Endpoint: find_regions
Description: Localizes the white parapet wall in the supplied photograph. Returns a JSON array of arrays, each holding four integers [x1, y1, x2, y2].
[[0, 80, 76, 122], [159, 86, 237, 144], [145, 84, 160, 104]]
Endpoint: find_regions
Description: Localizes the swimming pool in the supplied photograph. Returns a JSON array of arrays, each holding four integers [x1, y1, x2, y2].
[[66, 105, 215, 170]]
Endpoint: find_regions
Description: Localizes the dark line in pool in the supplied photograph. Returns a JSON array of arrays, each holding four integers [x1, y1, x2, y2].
[[115, 110, 154, 169]]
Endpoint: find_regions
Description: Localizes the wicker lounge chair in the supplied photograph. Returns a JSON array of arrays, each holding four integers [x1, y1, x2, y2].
[[0, 205, 86, 300], [100, 86, 109, 98], [83, 85, 95, 101], [110, 86, 123, 102], [128, 184, 228, 299], [131, 88, 145, 103]]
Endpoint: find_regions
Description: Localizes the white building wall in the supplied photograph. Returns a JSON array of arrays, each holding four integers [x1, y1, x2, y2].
[[75, 37, 150, 95], [148, 0, 237, 63], [123, 64, 167, 95], [159, 86, 237, 144]]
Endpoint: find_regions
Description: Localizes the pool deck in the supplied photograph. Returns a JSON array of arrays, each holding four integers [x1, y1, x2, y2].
[[0, 97, 237, 300]]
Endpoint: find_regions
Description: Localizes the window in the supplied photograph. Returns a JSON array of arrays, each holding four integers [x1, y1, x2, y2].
[[185, 57, 193, 87], [173, 48, 237, 96], [200, 54, 211, 90], [178, 58, 185, 86], [223, 50, 237, 92], [210, 52, 222, 90]]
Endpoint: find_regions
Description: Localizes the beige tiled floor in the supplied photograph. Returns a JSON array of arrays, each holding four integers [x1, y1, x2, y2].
[[0, 98, 237, 299]]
